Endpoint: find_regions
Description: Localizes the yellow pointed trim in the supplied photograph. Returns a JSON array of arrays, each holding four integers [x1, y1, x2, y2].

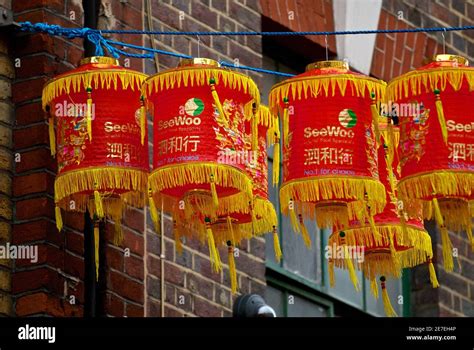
[[387, 66, 474, 101], [42, 69, 148, 111], [143, 67, 260, 108], [280, 176, 386, 219], [269, 74, 386, 116]]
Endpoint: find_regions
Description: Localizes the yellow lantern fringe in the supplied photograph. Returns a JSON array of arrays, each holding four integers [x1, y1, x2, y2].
[[86, 87, 93, 141], [428, 260, 440, 288], [94, 222, 100, 281], [55, 206, 63, 232], [434, 89, 448, 145], [370, 93, 381, 148], [380, 277, 397, 317], [148, 163, 253, 206], [273, 226, 282, 263], [143, 67, 260, 108], [298, 214, 312, 248], [227, 243, 238, 294], [48, 117, 56, 157], [94, 189, 104, 219], [209, 174, 219, 208], [386, 67, 474, 102], [269, 74, 386, 116], [289, 206, 300, 233], [280, 177, 387, 219], [370, 278, 379, 299], [432, 197, 454, 271], [148, 190, 160, 233], [273, 128, 280, 187], [209, 78, 229, 127], [140, 96, 146, 145], [205, 219, 222, 272], [315, 202, 350, 230], [42, 69, 148, 111], [227, 216, 236, 243]]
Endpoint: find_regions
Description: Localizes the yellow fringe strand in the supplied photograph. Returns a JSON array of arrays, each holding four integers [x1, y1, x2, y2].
[[289, 202, 300, 233], [86, 87, 93, 142], [434, 89, 448, 145], [148, 190, 160, 233], [55, 206, 63, 232], [209, 174, 219, 208], [380, 277, 397, 317], [298, 214, 312, 248], [273, 128, 280, 186], [205, 218, 222, 273], [370, 278, 379, 299], [94, 189, 104, 219], [227, 243, 238, 294], [140, 96, 146, 145], [282, 98, 289, 147], [428, 260, 440, 288], [370, 92, 381, 147], [273, 226, 282, 263], [432, 198, 454, 271], [94, 222, 100, 281], [209, 78, 229, 127], [48, 117, 56, 157], [340, 231, 360, 291]]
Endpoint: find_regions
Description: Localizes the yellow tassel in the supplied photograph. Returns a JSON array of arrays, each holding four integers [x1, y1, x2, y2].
[[140, 95, 146, 145], [428, 260, 439, 288], [370, 92, 381, 147], [251, 103, 258, 152], [282, 97, 289, 147], [380, 276, 397, 317], [55, 206, 63, 232], [94, 189, 104, 219], [94, 222, 100, 281], [367, 209, 378, 239], [209, 174, 219, 208], [227, 242, 238, 294], [205, 218, 221, 272], [328, 259, 335, 288], [148, 191, 160, 234], [209, 78, 228, 126], [227, 216, 236, 243], [340, 231, 360, 291], [289, 200, 300, 233], [273, 130, 280, 186], [432, 198, 454, 271], [272, 226, 282, 262], [174, 220, 183, 255], [434, 89, 448, 145], [86, 86, 93, 142], [298, 214, 312, 248], [48, 116, 56, 157], [370, 278, 379, 299]]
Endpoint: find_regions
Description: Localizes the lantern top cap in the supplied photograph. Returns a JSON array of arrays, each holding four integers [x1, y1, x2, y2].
[[178, 58, 220, 68], [432, 54, 469, 66], [305, 60, 349, 72], [80, 56, 120, 66]]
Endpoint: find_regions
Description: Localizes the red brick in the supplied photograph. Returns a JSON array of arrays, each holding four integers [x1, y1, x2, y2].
[[121, 229, 144, 256], [12, 268, 63, 295], [194, 254, 221, 283], [15, 197, 53, 221], [124, 254, 144, 280], [12, 77, 48, 104], [106, 246, 124, 271], [122, 208, 144, 234], [106, 293, 124, 317], [64, 251, 84, 280], [13, 0, 64, 13], [109, 270, 144, 303], [401, 48, 413, 73], [66, 230, 84, 256], [147, 298, 161, 317], [12, 219, 52, 244], [14, 244, 48, 268], [14, 54, 58, 80], [15, 102, 45, 126], [15, 148, 56, 174], [14, 124, 48, 150], [165, 305, 185, 317], [193, 297, 221, 317], [13, 172, 53, 197], [126, 303, 144, 317], [16, 292, 48, 316], [63, 211, 85, 232], [186, 272, 214, 301]]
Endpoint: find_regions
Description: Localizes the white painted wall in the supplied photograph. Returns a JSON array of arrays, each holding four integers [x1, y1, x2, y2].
[[333, 0, 383, 74]]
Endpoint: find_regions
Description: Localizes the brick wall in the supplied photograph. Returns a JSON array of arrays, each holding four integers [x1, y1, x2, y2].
[[372, 0, 474, 317], [0, 0, 13, 317]]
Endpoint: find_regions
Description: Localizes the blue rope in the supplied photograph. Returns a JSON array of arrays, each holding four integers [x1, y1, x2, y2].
[[17, 21, 474, 77]]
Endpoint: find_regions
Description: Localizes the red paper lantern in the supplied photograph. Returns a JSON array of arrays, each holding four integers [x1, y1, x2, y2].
[[42, 56, 149, 279], [144, 58, 260, 271], [42, 56, 149, 230], [269, 60, 387, 238], [327, 125, 436, 316], [387, 54, 474, 271]]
